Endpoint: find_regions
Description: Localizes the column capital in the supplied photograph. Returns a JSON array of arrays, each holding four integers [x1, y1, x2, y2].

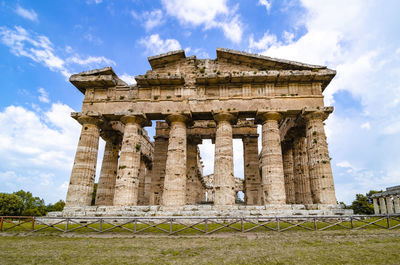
[[100, 130, 122, 145], [302, 106, 333, 121], [256, 111, 283, 124], [120, 114, 149, 126], [166, 113, 192, 126], [72, 112, 103, 126], [212, 112, 237, 124]]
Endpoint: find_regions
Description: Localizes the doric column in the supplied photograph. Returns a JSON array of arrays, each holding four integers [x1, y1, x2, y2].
[[162, 114, 189, 206], [258, 112, 286, 204], [243, 136, 262, 205], [186, 136, 202, 205], [113, 115, 147, 206], [149, 136, 168, 205], [379, 197, 387, 214], [282, 141, 296, 204], [213, 112, 236, 205], [386, 196, 394, 214], [143, 166, 152, 205], [394, 196, 400, 213], [137, 159, 147, 205], [373, 198, 379, 214], [293, 135, 313, 204], [304, 110, 336, 204], [95, 133, 121, 206], [66, 114, 101, 207]]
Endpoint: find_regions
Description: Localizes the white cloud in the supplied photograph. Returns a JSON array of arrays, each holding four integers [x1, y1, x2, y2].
[[161, 0, 243, 43], [119, 74, 137, 85], [132, 9, 164, 31], [38, 87, 50, 103], [247, 0, 400, 202], [0, 26, 116, 78], [84, 33, 103, 45], [139, 34, 181, 55], [361, 122, 371, 130], [258, 0, 272, 12], [15, 5, 38, 22]]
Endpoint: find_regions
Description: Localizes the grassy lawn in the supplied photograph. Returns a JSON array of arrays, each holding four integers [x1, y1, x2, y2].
[[0, 230, 399, 264]]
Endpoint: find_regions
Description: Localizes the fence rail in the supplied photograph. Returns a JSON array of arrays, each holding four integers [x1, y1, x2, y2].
[[1, 215, 399, 235]]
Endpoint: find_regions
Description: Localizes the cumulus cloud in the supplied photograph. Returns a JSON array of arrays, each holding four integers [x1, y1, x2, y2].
[[247, 0, 400, 203], [15, 5, 38, 22], [161, 0, 243, 43], [258, 0, 272, 12], [139, 34, 181, 55], [0, 26, 115, 78]]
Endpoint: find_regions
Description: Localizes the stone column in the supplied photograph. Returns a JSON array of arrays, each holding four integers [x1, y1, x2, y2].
[[282, 141, 296, 204], [258, 112, 286, 204], [143, 166, 152, 205], [137, 159, 147, 205], [162, 114, 188, 206], [186, 136, 202, 205], [66, 115, 101, 207], [379, 197, 387, 214], [304, 110, 336, 204], [293, 135, 313, 204], [149, 136, 168, 205], [213, 112, 236, 205], [113, 115, 147, 206], [243, 136, 262, 205], [373, 198, 379, 214], [386, 196, 394, 214], [95, 134, 121, 206], [394, 196, 400, 214]]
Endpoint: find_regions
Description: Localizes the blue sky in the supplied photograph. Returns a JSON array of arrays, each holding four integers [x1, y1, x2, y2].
[[0, 0, 399, 204]]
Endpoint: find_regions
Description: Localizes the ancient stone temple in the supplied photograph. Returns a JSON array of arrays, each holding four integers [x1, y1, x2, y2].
[[62, 48, 351, 217]]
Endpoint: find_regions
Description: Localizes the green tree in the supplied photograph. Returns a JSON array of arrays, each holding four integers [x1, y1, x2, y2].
[[13, 190, 46, 216], [0, 193, 24, 216], [46, 200, 65, 212], [351, 190, 382, 214]]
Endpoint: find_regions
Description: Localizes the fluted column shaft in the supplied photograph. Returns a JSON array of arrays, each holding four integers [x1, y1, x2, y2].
[[379, 197, 387, 214], [66, 116, 100, 206], [213, 113, 235, 205], [260, 112, 286, 204], [386, 196, 394, 214], [162, 114, 188, 206], [282, 143, 296, 204], [137, 159, 147, 205], [243, 136, 262, 205], [305, 111, 336, 204], [394, 196, 400, 214], [186, 138, 201, 205], [373, 198, 379, 214], [149, 136, 168, 205], [293, 136, 313, 204], [95, 138, 120, 206], [113, 116, 145, 206]]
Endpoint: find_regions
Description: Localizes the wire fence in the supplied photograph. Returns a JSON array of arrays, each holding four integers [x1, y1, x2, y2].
[[1, 215, 399, 235]]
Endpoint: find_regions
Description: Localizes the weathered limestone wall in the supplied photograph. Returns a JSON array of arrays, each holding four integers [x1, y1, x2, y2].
[[162, 114, 188, 206], [66, 116, 100, 206], [243, 136, 262, 205], [213, 113, 236, 205], [95, 138, 120, 206]]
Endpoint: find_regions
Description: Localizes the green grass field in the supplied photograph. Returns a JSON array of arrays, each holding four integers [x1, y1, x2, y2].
[[1, 230, 399, 264]]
